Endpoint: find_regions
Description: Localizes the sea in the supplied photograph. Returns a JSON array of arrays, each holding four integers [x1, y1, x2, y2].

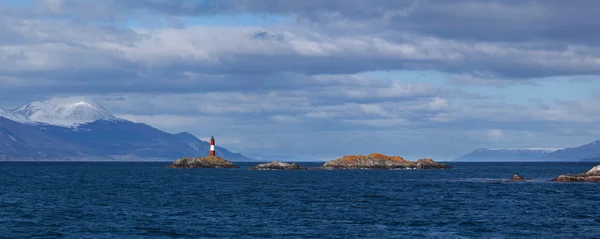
[[0, 162, 599, 238]]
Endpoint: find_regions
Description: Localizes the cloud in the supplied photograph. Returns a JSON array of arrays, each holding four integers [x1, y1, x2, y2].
[[487, 129, 505, 141], [36, 0, 600, 45], [2, 2, 600, 87], [1, 0, 600, 159]]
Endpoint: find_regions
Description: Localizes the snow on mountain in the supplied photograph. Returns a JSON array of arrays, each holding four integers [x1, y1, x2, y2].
[[0, 107, 25, 122], [454, 148, 564, 162], [0, 108, 9, 118], [486, 148, 562, 153], [10, 96, 118, 127]]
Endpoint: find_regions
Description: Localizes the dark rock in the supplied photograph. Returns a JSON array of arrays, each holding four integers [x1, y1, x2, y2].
[[249, 161, 308, 170], [167, 156, 239, 168]]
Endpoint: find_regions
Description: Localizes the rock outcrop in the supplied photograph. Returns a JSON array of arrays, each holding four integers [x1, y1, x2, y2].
[[167, 156, 240, 168], [487, 174, 529, 183], [511, 174, 525, 181], [415, 158, 452, 169], [320, 153, 451, 170], [249, 161, 308, 170], [553, 165, 600, 182]]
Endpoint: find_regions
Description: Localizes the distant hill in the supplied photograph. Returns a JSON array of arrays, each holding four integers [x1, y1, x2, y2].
[[456, 140, 600, 162], [543, 140, 600, 162], [581, 157, 600, 162], [0, 97, 252, 161], [453, 148, 562, 162]]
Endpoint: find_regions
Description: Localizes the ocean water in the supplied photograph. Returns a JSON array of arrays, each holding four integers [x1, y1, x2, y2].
[[0, 162, 599, 238]]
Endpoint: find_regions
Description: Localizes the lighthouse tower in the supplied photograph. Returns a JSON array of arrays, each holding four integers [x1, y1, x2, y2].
[[210, 136, 216, 156]]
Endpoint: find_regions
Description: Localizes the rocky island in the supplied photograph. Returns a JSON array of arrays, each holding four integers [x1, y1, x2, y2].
[[553, 165, 600, 182], [510, 174, 525, 181], [319, 153, 451, 170], [167, 156, 240, 168], [249, 161, 308, 170], [504, 174, 528, 182]]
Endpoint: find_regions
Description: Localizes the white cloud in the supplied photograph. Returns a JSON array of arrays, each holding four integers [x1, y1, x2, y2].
[[304, 111, 338, 119], [346, 118, 409, 127], [428, 97, 449, 110], [359, 104, 390, 117], [270, 115, 299, 123], [43, 0, 65, 13], [487, 129, 505, 141]]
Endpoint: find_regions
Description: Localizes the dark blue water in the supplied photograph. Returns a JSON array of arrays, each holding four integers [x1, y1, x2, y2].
[[1, 162, 599, 238]]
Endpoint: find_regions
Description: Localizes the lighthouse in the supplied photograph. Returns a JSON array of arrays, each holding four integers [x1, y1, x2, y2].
[[210, 136, 215, 156]]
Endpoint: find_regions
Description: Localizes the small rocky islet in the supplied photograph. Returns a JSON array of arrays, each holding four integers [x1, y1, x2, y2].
[[500, 165, 600, 183], [552, 165, 600, 182], [502, 173, 529, 182], [511, 174, 525, 181], [318, 153, 451, 170], [249, 161, 308, 170], [167, 156, 240, 168]]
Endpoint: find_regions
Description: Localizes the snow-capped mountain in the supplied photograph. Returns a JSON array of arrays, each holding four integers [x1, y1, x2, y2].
[[10, 96, 118, 127], [454, 148, 563, 162], [0, 96, 252, 161]]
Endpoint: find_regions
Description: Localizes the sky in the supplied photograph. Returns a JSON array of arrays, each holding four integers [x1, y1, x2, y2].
[[1, 0, 600, 161]]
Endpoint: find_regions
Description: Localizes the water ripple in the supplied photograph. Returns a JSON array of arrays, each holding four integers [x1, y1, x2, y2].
[[0, 162, 599, 238]]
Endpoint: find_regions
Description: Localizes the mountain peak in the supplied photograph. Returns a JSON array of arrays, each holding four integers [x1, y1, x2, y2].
[[11, 96, 118, 127]]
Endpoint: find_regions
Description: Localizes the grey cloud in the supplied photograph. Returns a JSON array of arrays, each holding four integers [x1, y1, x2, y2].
[[94, 88, 600, 136], [3, 3, 600, 90], [6, 22, 600, 86], [43, 0, 600, 45], [92, 79, 442, 116]]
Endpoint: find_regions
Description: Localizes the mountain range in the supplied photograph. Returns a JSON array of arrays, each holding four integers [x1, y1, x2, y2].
[[0, 97, 251, 161], [454, 142, 600, 162], [3, 96, 600, 162]]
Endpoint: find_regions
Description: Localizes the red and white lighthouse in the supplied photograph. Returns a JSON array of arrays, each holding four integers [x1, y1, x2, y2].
[[210, 136, 215, 156]]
